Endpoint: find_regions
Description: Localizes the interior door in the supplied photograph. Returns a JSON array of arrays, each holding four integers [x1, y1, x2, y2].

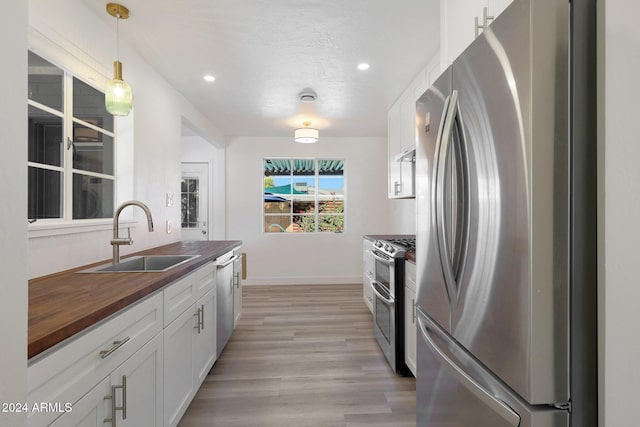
[[181, 162, 209, 240]]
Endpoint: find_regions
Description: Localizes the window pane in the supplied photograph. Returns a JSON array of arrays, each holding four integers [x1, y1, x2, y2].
[[293, 215, 315, 232], [292, 161, 314, 215], [28, 106, 63, 167], [264, 215, 290, 232], [318, 215, 344, 233], [72, 123, 114, 175], [28, 167, 62, 219], [28, 51, 63, 111], [72, 174, 114, 219], [73, 78, 114, 132]]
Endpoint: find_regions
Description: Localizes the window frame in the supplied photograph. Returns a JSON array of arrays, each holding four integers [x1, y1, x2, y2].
[[26, 41, 131, 238], [263, 157, 346, 234]]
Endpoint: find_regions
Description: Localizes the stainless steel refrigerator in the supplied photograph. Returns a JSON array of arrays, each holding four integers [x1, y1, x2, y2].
[[414, 0, 597, 425]]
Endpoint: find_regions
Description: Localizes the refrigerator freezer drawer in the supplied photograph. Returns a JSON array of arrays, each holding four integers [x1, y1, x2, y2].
[[416, 310, 568, 427]]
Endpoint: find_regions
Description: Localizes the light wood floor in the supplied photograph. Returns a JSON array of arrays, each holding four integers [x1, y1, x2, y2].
[[178, 284, 416, 427]]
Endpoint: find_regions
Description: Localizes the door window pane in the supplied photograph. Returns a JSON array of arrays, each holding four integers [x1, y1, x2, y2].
[[28, 51, 63, 111], [72, 174, 114, 219], [28, 106, 63, 167], [181, 177, 200, 228], [28, 167, 62, 220]]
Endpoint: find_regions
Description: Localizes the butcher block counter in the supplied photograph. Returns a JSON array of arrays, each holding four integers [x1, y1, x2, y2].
[[28, 240, 241, 360]]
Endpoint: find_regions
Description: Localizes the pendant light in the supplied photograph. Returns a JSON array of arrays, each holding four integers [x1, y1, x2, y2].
[[294, 121, 319, 144], [105, 3, 133, 116]]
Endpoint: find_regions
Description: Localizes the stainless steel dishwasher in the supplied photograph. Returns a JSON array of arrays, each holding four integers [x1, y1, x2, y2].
[[216, 249, 240, 359]]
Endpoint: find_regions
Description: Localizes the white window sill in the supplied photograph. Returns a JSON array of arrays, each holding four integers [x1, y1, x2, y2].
[[28, 219, 138, 239]]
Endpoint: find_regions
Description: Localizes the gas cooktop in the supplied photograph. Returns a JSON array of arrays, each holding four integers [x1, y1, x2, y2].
[[372, 237, 416, 258], [384, 238, 416, 252]]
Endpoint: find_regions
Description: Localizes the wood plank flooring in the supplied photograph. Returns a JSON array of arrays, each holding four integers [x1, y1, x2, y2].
[[178, 284, 416, 427]]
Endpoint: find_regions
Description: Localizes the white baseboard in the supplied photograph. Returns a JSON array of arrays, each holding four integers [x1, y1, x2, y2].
[[243, 275, 363, 286]]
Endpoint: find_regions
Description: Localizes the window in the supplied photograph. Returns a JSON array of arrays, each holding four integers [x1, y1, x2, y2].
[[28, 50, 115, 222], [263, 158, 345, 233]]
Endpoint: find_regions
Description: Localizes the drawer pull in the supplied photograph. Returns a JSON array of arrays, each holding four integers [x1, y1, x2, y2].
[[99, 337, 131, 359]]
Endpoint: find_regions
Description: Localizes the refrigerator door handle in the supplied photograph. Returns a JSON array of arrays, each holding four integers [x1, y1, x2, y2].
[[434, 90, 461, 306], [417, 313, 521, 426], [449, 92, 471, 288]]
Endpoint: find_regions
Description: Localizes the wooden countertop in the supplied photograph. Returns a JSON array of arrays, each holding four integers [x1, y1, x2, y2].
[[28, 240, 241, 360]]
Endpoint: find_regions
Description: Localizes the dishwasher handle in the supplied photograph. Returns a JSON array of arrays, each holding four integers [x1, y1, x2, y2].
[[216, 254, 240, 269]]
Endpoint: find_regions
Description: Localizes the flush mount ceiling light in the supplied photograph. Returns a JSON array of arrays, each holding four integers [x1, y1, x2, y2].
[[357, 62, 370, 70], [294, 121, 319, 143], [203, 74, 215, 82], [105, 3, 133, 116], [298, 89, 318, 103]]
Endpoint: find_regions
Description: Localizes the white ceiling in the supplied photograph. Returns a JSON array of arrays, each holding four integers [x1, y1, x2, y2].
[[84, 0, 440, 140]]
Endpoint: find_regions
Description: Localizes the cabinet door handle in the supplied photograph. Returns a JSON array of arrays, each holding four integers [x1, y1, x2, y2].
[[475, 7, 494, 37], [104, 375, 127, 425], [194, 307, 202, 333], [120, 375, 127, 420], [104, 394, 115, 427], [412, 298, 416, 324], [100, 337, 130, 359], [200, 304, 205, 331]]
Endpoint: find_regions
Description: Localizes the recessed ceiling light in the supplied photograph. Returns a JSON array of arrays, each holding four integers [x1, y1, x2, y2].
[[203, 75, 215, 82], [357, 63, 370, 71]]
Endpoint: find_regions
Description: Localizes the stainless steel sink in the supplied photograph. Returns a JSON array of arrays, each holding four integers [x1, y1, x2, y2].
[[78, 255, 200, 273]]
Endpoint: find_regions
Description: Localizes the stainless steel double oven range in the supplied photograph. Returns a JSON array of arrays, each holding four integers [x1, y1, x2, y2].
[[369, 237, 415, 375]]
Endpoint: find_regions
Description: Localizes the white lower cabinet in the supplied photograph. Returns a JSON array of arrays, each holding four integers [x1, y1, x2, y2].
[[362, 239, 374, 313], [163, 307, 196, 427], [233, 251, 243, 328], [164, 288, 217, 427], [404, 260, 417, 376], [28, 293, 164, 427], [110, 333, 164, 427], [193, 289, 217, 385], [49, 332, 164, 427], [28, 258, 225, 427], [49, 377, 110, 427]]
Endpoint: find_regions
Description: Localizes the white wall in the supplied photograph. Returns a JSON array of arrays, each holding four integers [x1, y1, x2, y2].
[[226, 136, 403, 285], [0, 2, 27, 426], [599, 1, 640, 425], [182, 135, 227, 240], [26, 0, 223, 278]]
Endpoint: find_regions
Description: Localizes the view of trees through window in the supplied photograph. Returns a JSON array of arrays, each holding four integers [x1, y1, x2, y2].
[[263, 158, 345, 233]]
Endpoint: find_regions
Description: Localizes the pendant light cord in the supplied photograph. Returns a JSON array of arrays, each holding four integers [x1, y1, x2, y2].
[[116, 13, 120, 61]]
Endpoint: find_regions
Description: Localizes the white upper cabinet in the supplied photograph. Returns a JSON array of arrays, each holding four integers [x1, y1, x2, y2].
[[440, 0, 514, 67], [387, 55, 440, 199], [489, 0, 513, 18]]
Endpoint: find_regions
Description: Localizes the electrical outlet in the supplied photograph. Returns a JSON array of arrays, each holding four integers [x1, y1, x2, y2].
[[166, 220, 172, 234], [166, 193, 173, 207]]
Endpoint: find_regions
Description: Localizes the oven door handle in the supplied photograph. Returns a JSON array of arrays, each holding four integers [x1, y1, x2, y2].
[[370, 250, 394, 265], [371, 281, 395, 305]]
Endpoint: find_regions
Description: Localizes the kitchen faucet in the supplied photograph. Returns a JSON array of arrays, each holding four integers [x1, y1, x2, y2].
[[111, 200, 154, 264]]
